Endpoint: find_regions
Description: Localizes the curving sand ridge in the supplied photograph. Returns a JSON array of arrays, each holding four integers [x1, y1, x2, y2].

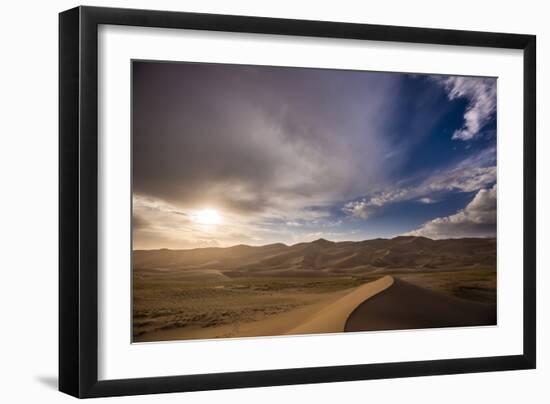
[[286, 275, 394, 335], [345, 277, 496, 332], [134, 271, 496, 342]]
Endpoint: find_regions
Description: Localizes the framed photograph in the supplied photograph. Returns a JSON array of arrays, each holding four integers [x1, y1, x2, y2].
[[59, 6, 536, 398]]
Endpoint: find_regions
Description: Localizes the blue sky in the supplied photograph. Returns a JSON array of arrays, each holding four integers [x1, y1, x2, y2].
[[132, 62, 497, 249]]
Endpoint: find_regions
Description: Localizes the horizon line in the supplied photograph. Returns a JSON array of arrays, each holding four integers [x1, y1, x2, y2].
[[133, 235, 497, 252]]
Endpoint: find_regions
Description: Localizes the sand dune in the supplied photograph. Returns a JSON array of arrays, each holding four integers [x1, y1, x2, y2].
[[132, 237, 496, 342], [287, 276, 394, 335], [345, 277, 496, 332], [133, 236, 497, 275], [140, 288, 352, 342], [288, 275, 496, 336], [134, 269, 496, 341]]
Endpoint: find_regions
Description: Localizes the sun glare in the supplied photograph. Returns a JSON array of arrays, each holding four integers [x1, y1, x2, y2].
[[193, 209, 222, 225]]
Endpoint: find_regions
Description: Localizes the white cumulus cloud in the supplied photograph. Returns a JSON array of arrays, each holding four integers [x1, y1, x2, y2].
[[404, 185, 496, 239]]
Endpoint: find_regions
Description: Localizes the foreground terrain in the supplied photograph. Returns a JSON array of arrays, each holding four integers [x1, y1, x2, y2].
[[133, 236, 496, 342]]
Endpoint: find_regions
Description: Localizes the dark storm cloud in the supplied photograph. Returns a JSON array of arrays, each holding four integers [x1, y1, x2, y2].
[[132, 62, 403, 217]]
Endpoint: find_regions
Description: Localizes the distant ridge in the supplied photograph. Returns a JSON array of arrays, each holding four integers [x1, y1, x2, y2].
[[134, 235, 493, 252], [133, 236, 496, 274]]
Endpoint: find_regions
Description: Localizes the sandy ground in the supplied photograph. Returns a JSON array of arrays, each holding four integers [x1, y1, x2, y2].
[[133, 238, 496, 342], [140, 288, 351, 342], [134, 269, 496, 342], [345, 277, 496, 332], [287, 275, 393, 335], [136, 276, 394, 342]]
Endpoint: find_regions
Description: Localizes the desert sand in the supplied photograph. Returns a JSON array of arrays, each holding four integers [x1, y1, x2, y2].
[[133, 237, 497, 342], [345, 277, 496, 332], [287, 275, 394, 335]]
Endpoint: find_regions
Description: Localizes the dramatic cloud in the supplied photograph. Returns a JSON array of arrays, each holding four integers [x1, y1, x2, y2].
[[404, 185, 496, 239], [342, 200, 375, 219], [436, 76, 497, 141], [342, 146, 496, 218], [133, 62, 402, 223], [133, 193, 350, 249], [132, 62, 497, 248], [133, 194, 270, 249]]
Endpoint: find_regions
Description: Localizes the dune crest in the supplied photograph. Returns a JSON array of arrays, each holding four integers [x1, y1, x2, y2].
[[134, 237, 496, 276], [286, 275, 394, 335], [345, 278, 496, 332]]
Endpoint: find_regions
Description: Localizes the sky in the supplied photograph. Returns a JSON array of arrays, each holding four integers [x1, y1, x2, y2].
[[132, 61, 497, 250]]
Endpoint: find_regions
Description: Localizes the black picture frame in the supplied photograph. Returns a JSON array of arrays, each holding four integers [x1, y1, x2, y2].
[[59, 5, 536, 398]]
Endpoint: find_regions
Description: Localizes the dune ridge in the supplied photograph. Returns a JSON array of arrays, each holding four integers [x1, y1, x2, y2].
[[287, 275, 394, 335], [133, 237, 497, 341], [134, 236, 496, 275], [345, 277, 496, 332]]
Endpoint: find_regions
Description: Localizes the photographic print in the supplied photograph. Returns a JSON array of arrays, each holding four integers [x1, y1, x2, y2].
[[132, 61, 497, 343]]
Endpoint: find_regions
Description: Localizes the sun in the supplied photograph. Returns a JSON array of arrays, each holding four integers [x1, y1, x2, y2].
[[193, 208, 222, 225]]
